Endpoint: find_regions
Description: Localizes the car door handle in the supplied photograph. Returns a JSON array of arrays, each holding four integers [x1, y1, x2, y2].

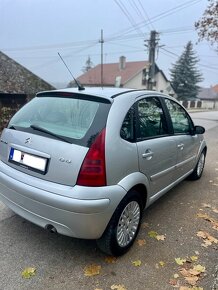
[[142, 149, 154, 159], [177, 143, 184, 150]]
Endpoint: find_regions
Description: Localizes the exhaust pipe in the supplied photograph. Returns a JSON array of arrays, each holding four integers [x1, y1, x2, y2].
[[45, 224, 57, 234]]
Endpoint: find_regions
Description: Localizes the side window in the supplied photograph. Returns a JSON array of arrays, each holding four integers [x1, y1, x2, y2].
[[137, 97, 168, 140], [164, 99, 193, 134], [120, 106, 135, 142]]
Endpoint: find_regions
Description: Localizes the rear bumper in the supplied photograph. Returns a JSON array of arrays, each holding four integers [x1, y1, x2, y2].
[[0, 161, 127, 239]]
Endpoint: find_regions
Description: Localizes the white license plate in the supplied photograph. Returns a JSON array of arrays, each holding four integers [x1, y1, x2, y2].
[[9, 148, 47, 173]]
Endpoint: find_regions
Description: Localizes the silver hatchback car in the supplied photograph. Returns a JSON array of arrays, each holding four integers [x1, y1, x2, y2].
[[0, 88, 206, 256]]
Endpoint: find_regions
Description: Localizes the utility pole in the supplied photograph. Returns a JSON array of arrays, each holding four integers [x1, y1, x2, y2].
[[146, 30, 159, 90], [99, 29, 104, 88]]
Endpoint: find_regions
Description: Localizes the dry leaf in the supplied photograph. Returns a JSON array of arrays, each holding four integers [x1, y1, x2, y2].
[[159, 261, 165, 267], [174, 273, 179, 279], [156, 235, 166, 241], [137, 239, 146, 246], [111, 284, 126, 290], [213, 208, 218, 213], [169, 279, 178, 286], [148, 231, 158, 238], [202, 203, 211, 208], [185, 276, 199, 286], [193, 264, 205, 273], [21, 267, 36, 279], [84, 264, 101, 277], [179, 287, 191, 290], [132, 260, 141, 267], [180, 268, 192, 277], [105, 256, 117, 264], [197, 213, 210, 219], [141, 222, 149, 228], [190, 256, 198, 262], [175, 257, 186, 265], [197, 230, 218, 247]]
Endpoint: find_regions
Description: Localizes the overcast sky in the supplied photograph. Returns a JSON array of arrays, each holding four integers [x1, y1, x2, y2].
[[0, 0, 217, 88]]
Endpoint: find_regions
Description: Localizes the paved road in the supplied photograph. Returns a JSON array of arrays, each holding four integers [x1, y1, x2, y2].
[[0, 111, 217, 290]]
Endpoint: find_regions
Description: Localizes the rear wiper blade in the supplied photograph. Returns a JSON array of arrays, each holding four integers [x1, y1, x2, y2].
[[9, 125, 17, 130], [30, 124, 72, 144]]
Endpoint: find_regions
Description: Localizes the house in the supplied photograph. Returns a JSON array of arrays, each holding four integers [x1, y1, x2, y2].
[[69, 56, 175, 96], [197, 86, 218, 109], [0, 51, 54, 108]]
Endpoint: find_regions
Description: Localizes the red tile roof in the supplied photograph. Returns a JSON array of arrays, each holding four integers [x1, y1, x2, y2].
[[212, 84, 218, 93], [77, 61, 149, 86]]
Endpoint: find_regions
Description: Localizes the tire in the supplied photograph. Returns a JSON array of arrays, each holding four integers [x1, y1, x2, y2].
[[97, 190, 143, 256], [188, 150, 206, 180]]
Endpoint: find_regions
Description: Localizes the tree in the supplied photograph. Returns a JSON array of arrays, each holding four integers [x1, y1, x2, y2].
[[195, 0, 218, 46], [82, 56, 94, 73], [170, 41, 203, 100]]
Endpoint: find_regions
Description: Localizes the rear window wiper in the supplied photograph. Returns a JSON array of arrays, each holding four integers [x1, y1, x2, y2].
[[30, 124, 72, 144], [8, 125, 17, 130]]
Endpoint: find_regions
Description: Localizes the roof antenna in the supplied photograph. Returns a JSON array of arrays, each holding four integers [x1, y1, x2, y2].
[[58, 52, 85, 91]]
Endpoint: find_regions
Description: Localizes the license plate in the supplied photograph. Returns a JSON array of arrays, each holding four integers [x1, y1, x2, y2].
[[9, 148, 47, 173]]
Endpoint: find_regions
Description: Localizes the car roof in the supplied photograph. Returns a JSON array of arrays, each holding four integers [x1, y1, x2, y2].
[[37, 87, 164, 101]]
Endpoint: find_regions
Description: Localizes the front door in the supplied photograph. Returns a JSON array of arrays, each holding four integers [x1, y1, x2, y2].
[[164, 98, 199, 179]]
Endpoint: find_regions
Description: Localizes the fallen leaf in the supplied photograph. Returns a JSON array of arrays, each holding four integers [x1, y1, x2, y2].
[[180, 268, 192, 277], [202, 203, 211, 208], [156, 235, 166, 241], [192, 287, 204, 290], [148, 231, 158, 238], [141, 222, 149, 228], [21, 267, 36, 279], [193, 264, 205, 273], [195, 251, 200, 255], [137, 239, 146, 246], [179, 287, 191, 290], [175, 257, 186, 265], [169, 279, 178, 286], [197, 230, 218, 247], [190, 256, 198, 262], [159, 261, 165, 267], [197, 213, 210, 219], [174, 273, 179, 279], [84, 264, 101, 277], [105, 256, 117, 264], [185, 276, 199, 286], [213, 208, 218, 213], [132, 260, 141, 267], [110, 284, 126, 290]]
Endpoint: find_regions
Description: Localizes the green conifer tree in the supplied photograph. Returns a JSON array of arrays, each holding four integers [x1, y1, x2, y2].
[[170, 41, 203, 100]]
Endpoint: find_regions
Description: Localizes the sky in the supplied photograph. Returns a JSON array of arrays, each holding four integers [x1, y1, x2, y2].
[[0, 0, 217, 89]]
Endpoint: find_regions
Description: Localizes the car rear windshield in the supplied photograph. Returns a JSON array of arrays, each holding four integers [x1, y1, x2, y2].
[[8, 93, 111, 147]]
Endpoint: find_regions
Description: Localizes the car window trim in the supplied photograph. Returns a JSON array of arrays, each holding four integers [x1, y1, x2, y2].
[[161, 97, 195, 136], [135, 96, 171, 142]]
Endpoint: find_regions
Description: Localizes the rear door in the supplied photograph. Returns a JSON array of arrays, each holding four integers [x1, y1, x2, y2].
[[136, 96, 177, 196]]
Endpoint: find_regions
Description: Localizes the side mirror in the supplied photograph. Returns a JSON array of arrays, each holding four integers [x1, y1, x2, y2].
[[193, 125, 205, 135]]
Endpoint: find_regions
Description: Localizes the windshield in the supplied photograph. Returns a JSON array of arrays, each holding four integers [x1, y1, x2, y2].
[[8, 94, 110, 146]]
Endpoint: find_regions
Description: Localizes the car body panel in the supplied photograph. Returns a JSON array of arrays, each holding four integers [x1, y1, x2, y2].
[[0, 88, 207, 241]]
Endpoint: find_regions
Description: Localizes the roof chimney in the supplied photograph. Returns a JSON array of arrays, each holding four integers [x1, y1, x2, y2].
[[119, 56, 126, 70]]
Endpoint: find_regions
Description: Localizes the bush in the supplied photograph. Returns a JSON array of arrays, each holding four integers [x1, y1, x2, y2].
[[0, 106, 20, 133]]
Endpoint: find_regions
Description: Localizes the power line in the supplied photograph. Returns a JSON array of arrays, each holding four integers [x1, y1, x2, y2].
[[113, 0, 145, 37]]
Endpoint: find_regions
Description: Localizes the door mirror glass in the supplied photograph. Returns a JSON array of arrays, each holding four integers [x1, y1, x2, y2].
[[194, 125, 205, 135]]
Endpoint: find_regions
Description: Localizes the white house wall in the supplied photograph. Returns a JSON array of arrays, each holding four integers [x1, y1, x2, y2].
[[124, 71, 147, 89]]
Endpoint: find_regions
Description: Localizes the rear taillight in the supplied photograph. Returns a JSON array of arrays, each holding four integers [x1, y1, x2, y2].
[[76, 128, 106, 187]]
